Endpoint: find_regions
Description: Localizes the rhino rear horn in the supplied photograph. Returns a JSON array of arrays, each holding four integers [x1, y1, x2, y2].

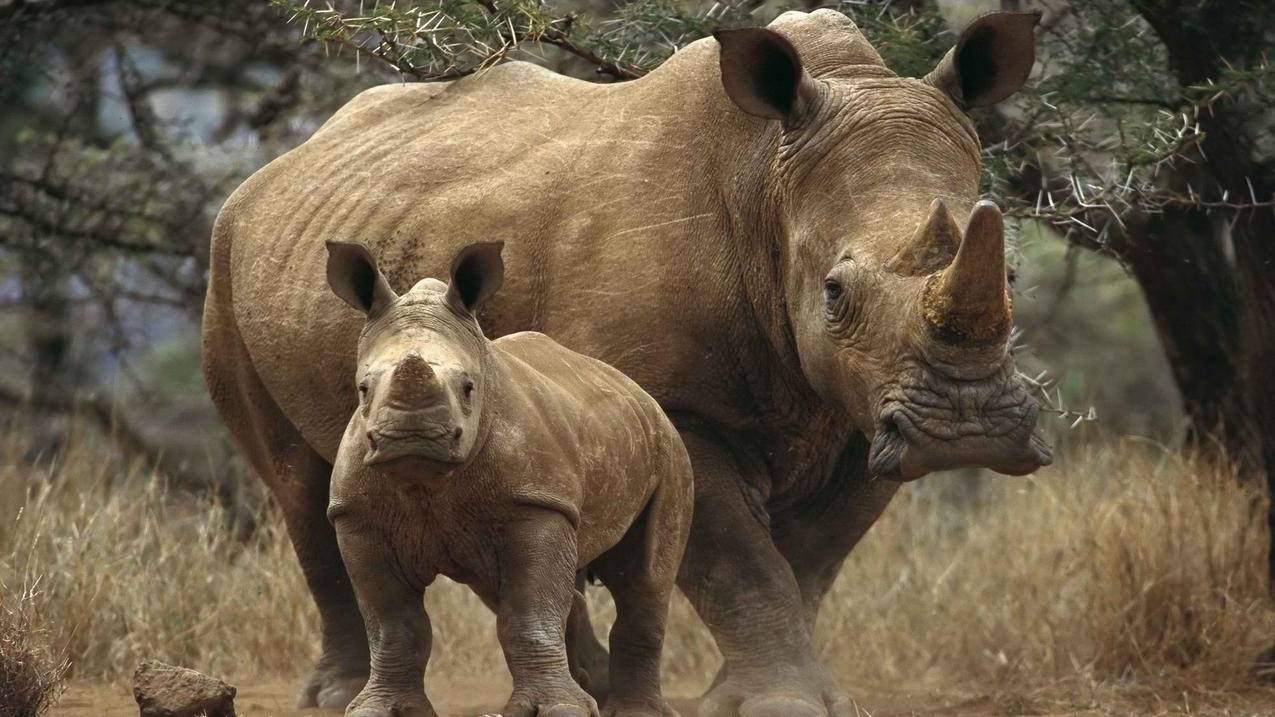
[[921, 201, 1012, 343], [888, 199, 963, 275]]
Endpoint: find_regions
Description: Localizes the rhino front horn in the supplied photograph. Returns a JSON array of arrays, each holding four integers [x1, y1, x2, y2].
[[388, 352, 438, 405], [922, 200, 1012, 342]]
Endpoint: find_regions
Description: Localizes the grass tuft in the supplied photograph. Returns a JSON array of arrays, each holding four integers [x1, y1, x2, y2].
[[0, 582, 69, 717]]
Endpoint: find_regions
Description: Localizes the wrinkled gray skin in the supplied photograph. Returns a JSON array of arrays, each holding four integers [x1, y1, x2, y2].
[[201, 9, 1051, 716], [325, 241, 691, 717]]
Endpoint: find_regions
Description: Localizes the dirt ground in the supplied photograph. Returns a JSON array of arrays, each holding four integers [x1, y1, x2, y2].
[[49, 676, 1029, 717], [48, 675, 1275, 717]]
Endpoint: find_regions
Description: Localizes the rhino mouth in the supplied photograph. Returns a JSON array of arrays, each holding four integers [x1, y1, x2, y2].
[[364, 424, 465, 466], [867, 398, 1052, 481]]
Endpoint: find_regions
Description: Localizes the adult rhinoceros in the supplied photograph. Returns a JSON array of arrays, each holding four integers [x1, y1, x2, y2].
[[202, 9, 1051, 716]]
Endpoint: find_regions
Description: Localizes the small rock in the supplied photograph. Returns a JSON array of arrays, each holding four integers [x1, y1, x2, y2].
[[132, 659, 236, 717]]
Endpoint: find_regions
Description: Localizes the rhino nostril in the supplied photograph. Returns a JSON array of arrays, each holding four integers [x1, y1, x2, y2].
[[880, 410, 903, 434]]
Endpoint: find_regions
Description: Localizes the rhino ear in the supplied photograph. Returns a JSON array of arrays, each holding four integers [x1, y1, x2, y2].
[[326, 241, 398, 316], [925, 11, 1040, 109], [446, 241, 504, 316], [715, 28, 819, 125]]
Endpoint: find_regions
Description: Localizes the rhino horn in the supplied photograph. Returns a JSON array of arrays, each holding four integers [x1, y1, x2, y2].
[[389, 352, 437, 404], [922, 200, 1012, 342], [889, 199, 963, 275]]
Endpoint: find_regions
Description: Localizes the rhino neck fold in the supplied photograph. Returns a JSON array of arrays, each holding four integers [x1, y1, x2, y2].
[[613, 43, 816, 430]]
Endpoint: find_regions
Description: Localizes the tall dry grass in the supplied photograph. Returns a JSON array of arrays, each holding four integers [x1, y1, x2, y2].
[[817, 444, 1274, 696], [1, 424, 1272, 705]]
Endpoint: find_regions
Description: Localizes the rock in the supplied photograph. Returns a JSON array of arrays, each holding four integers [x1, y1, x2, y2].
[[132, 659, 236, 717]]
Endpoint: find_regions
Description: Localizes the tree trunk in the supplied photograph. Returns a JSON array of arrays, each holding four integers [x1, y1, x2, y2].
[[1132, 0, 1275, 583], [1121, 211, 1260, 469]]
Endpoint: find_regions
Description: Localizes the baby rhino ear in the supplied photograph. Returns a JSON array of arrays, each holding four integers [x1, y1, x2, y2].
[[446, 241, 505, 316], [326, 241, 399, 316]]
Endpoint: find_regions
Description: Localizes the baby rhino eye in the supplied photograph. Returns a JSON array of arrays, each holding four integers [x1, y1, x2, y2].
[[823, 279, 843, 303], [462, 377, 475, 399]]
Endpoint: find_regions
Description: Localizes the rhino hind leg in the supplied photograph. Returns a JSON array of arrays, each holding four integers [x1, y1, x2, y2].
[[673, 430, 855, 717], [567, 572, 613, 702], [202, 305, 370, 709], [592, 471, 692, 717]]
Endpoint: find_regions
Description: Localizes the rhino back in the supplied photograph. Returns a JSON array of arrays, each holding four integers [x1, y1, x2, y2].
[[220, 50, 751, 462], [488, 331, 676, 561]]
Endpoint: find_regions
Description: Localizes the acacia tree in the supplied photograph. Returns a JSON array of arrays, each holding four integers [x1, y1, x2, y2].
[[0, 0, 382, 506], [987, 0, 1275, 578]]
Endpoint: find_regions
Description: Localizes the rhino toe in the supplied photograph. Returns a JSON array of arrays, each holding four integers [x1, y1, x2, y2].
[[295, 669, 367, 709], [739, 693, 826, 717]]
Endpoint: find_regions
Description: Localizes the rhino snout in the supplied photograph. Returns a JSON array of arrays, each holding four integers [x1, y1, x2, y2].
[[364, 421, 467, 466], [867, 380, 1053, 481]]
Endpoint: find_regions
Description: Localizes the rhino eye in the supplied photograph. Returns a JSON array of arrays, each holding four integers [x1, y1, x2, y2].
[[823, 279, 843, 303], [462, 378, 475, 399]]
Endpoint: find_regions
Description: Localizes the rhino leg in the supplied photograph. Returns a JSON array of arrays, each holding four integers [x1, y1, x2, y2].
[[592, 477, 691, 717], [674, 430, 846, 717], [760, 438, 899, 717], [279, 454, 373, 710], [771, 434, 898, 630], [567, 572, 612, 703], [496, 509, 600, 717], [202, 319, 369, 709], [335, 519, 437, 717]]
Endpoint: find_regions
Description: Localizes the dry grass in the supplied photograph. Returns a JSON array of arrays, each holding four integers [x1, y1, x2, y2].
[[1, 425, 1272, 712], [816, 443, 1275, 707], [0, 580, 69, 717]]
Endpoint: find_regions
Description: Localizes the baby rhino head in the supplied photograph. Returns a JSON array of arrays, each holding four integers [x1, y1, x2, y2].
[[326, 240, 505, 469]]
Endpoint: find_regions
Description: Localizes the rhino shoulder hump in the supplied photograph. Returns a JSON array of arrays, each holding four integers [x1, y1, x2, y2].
[[314, 81, 451, 137]]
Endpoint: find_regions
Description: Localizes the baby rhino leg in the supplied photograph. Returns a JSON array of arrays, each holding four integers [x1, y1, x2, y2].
[[494, 509, 600, 717], [333, 520, 437, 717], [568, 570, 613, 702], [593, 477, 693, 717]]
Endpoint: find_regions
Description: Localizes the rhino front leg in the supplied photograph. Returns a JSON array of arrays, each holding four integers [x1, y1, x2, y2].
[[772, 435, 899, 630], [496, 509, 600, 717], [334, 518, 437, 717], [675, 430, 849, 717]]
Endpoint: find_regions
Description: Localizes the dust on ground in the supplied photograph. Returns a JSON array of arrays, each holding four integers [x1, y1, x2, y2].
[[48, 676, 1275, 717], [49, 676, 1005, 717]]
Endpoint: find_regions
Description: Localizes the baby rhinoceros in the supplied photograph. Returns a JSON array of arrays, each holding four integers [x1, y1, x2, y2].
[[324, 240, 693, 717]]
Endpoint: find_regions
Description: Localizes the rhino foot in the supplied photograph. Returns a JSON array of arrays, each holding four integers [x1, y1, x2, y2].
[[494, 682, 600, 717], [344, 685, 437, 717], [294, 666, 368, 709], [602, 698, 679, 716], [569, 635, 611, 703], [699, 674, 856, 717]]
